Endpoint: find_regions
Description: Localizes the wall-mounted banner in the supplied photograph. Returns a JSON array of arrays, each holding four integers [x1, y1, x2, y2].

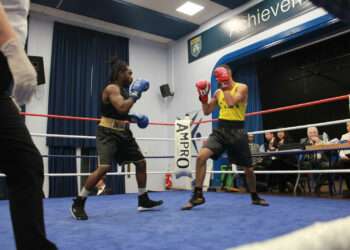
[[188, 0, 316, 63], [174, 116, 192, 189]]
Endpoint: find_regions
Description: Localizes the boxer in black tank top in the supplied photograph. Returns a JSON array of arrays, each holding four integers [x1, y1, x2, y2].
[[71, 58, 163, 220]]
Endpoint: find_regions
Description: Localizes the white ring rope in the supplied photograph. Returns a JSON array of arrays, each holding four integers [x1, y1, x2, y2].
[[31, 133, 95, 140], [30, 118, 350, 141], [193, 118, 350, 141], [2, 169, 350, 177], [30, 132, 174, 141], [249, 118, 350, 135]]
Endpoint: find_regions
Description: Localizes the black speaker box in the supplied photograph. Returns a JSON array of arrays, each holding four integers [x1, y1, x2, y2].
[[160, 84, 174, 98], [29, 56, 45, 85]]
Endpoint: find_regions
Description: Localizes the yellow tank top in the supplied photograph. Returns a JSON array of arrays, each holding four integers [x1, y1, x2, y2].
[[217, 83, 247, 121]]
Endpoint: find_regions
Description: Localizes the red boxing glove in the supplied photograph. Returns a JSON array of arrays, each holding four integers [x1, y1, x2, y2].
[[195, 80, 210, 104], [214, 67, 230, 90]]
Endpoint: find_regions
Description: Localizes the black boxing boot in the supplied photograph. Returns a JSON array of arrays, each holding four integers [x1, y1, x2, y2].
[[181, 187, 206, 210], [138, 192, 163, 211], [71, 196, 88, 220]]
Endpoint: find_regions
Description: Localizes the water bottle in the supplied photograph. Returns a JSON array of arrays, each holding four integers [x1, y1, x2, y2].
[[322, 132, 329, 143]]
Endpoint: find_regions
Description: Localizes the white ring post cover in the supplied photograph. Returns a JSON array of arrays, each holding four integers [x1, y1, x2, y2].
[[174, 116, 192, 190]]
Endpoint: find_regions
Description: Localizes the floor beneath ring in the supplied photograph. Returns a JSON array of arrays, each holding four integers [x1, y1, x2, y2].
[[1, 191, 350, 250]]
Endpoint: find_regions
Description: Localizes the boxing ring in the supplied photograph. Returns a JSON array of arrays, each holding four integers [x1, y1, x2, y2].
[[1, 94, 350, 250]]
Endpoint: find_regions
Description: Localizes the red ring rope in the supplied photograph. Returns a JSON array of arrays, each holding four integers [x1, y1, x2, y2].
[[192, 94, 349, 125], [21, 94, 349, 126], [20, 112, 175, 126], [246, 94, 349, 117]]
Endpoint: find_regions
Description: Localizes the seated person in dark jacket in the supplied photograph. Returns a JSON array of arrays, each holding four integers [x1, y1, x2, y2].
[[260, 132, 278, 153], [300, 126, 330, 193], [275, 130, 297, 192], [259, 132, 281, 191], [260, 131, 297, 192]]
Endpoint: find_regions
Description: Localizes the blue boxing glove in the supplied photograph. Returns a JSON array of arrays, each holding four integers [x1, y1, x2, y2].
[[129, 114, 149, 129], [129, 79, 150, 102]]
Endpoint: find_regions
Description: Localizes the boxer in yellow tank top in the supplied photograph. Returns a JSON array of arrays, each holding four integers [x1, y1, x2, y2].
[[217, 83, 247, 121], [182, 65, 269, 210]]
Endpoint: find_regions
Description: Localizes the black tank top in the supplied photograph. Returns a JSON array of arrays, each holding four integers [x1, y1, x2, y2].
[[101, 84, 130, 120]]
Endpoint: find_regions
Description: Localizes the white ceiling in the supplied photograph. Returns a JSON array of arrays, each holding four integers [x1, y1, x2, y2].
[[122, 0, 229, 25]]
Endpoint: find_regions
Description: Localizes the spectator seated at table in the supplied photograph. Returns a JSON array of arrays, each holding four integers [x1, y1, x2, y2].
[[300, 126, 330, 194], [274, 130, 298, 193], [259, 132, 290, 192]]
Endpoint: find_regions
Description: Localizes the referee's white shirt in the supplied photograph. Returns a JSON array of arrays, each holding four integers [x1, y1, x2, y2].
[[1, 0, 29, 47]]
